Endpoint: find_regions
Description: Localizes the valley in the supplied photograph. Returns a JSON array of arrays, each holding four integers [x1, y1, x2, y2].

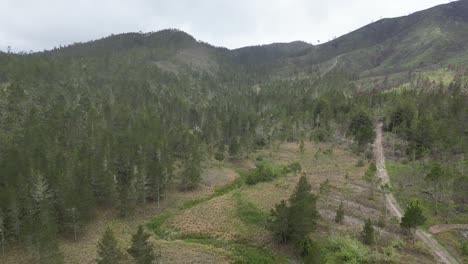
[[0, 1, 467, 263]]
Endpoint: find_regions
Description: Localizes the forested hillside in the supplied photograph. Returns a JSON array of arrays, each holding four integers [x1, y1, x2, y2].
[[0, 1, 467, 263]]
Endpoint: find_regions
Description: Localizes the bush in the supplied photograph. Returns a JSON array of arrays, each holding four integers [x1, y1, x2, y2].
[[244, 161, 288, 185], [323, 236, 375, 263]]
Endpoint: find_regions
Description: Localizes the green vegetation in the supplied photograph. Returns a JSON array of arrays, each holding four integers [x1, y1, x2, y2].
[[335, 201, 345, 224], [127, 226, 158, 264], [362, 219, 375, 245], [267, 176, 319, 252], [401, 201, 427, 234], [147, 210, 178, 237], [96, 227, 124, 264], [234, 193, 268, 227], [322, 236, 378, 264], [349, 110, 374, 149], [1, 1, 468, 262], [183, 236, 288, 263], [244, 161, 288, 185]]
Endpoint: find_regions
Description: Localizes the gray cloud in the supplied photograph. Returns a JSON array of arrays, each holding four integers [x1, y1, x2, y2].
[[0, 0, 452, 52]]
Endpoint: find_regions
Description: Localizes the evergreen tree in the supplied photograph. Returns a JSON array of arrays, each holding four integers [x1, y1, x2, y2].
[[127, 226, 157, 264], [288, 176, 319, 244], [96, 227, 123, 264], [349, 110, 374, 148], [267, 200, 290, 243], [114, 157, 135, 218], [181, 145, 202, 191], [31, 173, 63, 264], [335, 201, 345, 224], [362, 218, 375, 245], [400, 200, 426, 232]]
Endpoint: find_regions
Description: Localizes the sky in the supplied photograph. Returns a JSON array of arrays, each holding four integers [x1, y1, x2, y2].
[[0, 0, 454, 52]]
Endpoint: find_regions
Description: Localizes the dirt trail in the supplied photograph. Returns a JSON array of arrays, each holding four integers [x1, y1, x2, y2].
[[429, 224, 468, 234], [374, 123, 460, 264], [321, 55, 342, 77]]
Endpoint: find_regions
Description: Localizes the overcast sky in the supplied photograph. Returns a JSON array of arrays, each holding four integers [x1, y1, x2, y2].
[[0, 0, 454, 52]]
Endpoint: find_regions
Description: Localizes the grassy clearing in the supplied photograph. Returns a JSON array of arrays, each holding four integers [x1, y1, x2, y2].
[[145, 141, 440, 263], [183, 236, 289, 263], [233, 192, 268, 227]]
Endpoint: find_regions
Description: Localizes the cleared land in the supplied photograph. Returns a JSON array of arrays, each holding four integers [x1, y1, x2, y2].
[[3, 138, 444, 263]]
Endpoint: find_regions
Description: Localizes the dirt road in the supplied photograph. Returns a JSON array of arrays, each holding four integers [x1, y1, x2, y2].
[[374, 123, 460, 264], [321, 55, 342, 77], [429, 224, 468, 234]]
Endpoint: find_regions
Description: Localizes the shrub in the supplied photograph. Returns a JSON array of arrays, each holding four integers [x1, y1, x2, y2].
[[323, 236, 374, 263], [462, 241, 468, 256], [244, 161, 288, 185]]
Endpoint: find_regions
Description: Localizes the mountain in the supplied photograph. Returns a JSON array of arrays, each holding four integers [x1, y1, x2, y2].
[[268, 0, 468, 87], [230, 41, 313, 64], [2, 0, 468, 88]]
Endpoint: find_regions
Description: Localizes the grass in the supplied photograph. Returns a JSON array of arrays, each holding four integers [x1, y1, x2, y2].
[[233, 192, 268, 227], [182, 235, 289, 263], [147, 209, 178, 237], [145, 141, 440, 263], [386, 160, 468, 227], [149, 176, 246, 237]]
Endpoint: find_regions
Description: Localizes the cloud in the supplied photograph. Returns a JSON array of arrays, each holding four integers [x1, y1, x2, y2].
[[0, 0, 450, 52]]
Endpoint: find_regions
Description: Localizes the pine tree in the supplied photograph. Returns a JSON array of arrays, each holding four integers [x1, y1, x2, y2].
[[288, 176, 319, 244], [349, 110, 374, 149], [400, 200, 426, 233], [31, 172, 63, 264], [114, 157, 135, 218], [96, 227, 123, 264], [335, 201, 344, 224], [267, 200, 290, 243], [181, 147, 202, 191], [362, 218, 375, 245], [127, 226, 157, 264]]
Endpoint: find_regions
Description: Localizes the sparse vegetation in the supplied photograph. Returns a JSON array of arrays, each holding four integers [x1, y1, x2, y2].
[[362, 219, 375, 245], [335, 201, 345, 224]]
